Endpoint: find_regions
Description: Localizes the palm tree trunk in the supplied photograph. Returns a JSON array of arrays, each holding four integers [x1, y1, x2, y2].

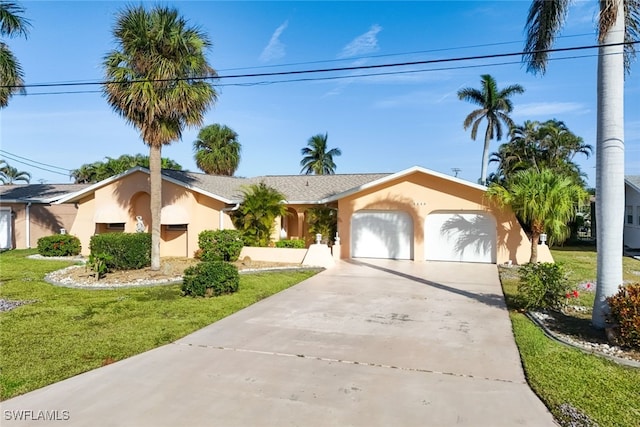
[[149, 144, 162, 271], [592, 0, 625, 329], [530, 232, 539, 264], [481, 124, 492, 185]]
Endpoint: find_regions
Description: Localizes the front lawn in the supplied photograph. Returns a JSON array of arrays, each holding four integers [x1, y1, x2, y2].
[[500, 246, 640, 426], [0, 250, 317, 400]]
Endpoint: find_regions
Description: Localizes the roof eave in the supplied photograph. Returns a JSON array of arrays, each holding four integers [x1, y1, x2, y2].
[[322, 166, 486, 203]]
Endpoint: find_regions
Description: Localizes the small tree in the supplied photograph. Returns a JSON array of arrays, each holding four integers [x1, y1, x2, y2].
[[231, 182, 287, 247], [486, 168, 588, 263], [306, 206, 337, 245]]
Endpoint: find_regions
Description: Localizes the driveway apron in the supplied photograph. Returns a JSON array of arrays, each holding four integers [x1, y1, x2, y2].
[[1, 260, 556, 426]]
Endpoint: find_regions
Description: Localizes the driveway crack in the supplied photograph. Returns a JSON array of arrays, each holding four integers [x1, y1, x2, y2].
[[175, 342, 523, 384]]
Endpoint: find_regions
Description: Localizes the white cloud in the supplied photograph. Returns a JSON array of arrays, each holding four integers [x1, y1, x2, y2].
[[338, 24, 382, 59], [513, 102, 589, 118], [259, 21, 288, 63]]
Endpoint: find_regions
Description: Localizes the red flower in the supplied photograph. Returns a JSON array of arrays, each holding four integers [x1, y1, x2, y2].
[[565, 293, 571, 299], [572, 290, 579, 298]]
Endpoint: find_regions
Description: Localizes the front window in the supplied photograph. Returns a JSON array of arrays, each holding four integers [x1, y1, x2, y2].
[[626, 206, 633, 225]]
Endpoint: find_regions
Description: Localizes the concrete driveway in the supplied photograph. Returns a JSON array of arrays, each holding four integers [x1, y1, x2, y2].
[[1, 260, 556, 426]]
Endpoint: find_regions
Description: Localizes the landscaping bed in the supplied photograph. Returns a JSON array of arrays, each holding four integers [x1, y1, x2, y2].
[[499, 246, 640, 427]]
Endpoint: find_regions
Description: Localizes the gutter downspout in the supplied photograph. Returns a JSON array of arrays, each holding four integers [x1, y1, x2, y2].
[[25, 202, 32, 248], [220, 203, 240, 230]]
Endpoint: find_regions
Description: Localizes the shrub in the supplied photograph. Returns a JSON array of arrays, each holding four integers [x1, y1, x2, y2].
[[89, 233, 151, 271], [307, 206, 337, 245], [517, 262, 570, 310], [37, 234, 81, 257], [87, 253, 113, 279], [198, 230, 243, 262], [275, 239, 306, 249], [607, 283, 640, 349], [182, 261, 240, 297]]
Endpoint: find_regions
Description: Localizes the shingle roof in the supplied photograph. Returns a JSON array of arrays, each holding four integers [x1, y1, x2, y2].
[[0, 183, 89, 203], [626, 176, 640, 192], [161, 170, 391, 203]]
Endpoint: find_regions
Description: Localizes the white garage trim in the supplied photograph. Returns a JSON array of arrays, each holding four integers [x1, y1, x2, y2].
[[351, 210, 413, 260], [425, 211, 496, 263]]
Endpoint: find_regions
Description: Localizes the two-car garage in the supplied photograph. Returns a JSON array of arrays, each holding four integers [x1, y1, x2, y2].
[[351, 210, 497, 264]]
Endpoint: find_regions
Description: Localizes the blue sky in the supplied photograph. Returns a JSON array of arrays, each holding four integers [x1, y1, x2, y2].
[[1, 0, 639, 186]]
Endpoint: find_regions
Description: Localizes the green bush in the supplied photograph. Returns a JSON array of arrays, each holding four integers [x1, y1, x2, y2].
[[182, 261, 240, 297], [307, 206, 337, 245], [37, 234, 81, 257], [607, 283, 640, 349], [198, 229, 243, 262], [518, 262, 570, 310], [89, 233, 151, 271], [87, 253, 113, 279], [275, 239, 306, 249]]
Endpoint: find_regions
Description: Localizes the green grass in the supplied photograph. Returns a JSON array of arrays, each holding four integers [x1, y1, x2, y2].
[[510, 313, 640, 426], [500, 246, 640, 426], [0, 250, 317, 400]]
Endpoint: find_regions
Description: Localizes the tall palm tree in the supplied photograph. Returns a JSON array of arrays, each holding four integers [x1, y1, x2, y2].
[[193, 124, 241, 176], [523, 0, 639, 328], [0, 164, 30, 184], [487, 168, 588, 263], [457, 74, 525, 185], [103, 5, 217, 270], [300, 133, 342, 175], [0, 1, 30, 107]]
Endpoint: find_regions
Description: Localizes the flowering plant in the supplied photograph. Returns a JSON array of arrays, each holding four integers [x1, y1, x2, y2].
[[578, 281, 596, 292], [565, 289, 580, 305]]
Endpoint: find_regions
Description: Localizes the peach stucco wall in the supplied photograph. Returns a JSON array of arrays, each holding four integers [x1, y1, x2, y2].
[[337, 171, 552, 265], [65, 169, 549, 264], [69, 171, 234, 257], [1, 203, 79, 249]]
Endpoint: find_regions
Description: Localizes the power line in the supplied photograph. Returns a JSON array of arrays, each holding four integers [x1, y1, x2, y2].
[[0, 152, 71, 176], [0, 149, 71, 171], [19, 52, 602, 97], [215, 32, 598, 72], [4, 40, 637, 90]]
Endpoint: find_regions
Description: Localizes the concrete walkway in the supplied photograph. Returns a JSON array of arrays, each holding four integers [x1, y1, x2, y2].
[[1, 260, 556, 426]]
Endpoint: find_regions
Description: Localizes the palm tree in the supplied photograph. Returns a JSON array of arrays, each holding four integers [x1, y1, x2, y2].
[[231, 182, 287, 247], [0, 1, 30, 107], [300, 133, 342, 175], [523, 0, 638, 328], [0, 163, 30, 184], [489, 120, 592, 185], [487, 168, 588, 263], [193, 124, 241, 176], [103, 5, 217, 270], [457, 74, 525, 185]]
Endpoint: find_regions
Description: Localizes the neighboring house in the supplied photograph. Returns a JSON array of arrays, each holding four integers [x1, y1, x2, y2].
[[55, 166, 552, 264], [0, 184, 88, 250], [624, 176, 640, 249]]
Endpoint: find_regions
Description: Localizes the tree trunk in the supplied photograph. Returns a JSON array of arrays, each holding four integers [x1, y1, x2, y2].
[[592, 1, 625, 328], [530, 232, 539, 264], [149, 144, 162, 271], [480, 123, 492, 185]]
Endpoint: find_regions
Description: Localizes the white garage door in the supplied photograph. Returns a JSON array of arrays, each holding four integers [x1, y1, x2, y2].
[[351, 211, 413, 259], [425, 212, 496, 263]]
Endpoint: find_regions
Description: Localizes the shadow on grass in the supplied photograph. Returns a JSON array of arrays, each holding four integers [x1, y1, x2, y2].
[[543, 310, 608, 344]]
